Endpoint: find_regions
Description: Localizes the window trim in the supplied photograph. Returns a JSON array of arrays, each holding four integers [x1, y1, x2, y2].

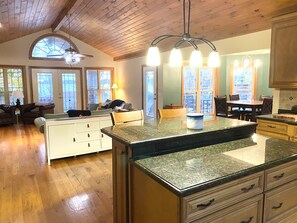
[[29, 34, 79, 60], [0, 65, 27, 105], [84, 67, 114, 108]]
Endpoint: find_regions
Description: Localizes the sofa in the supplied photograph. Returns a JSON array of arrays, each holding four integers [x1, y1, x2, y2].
[[0, 105, 16, 125], [21, 103, 55, 124], [34, 108, 112, 133]]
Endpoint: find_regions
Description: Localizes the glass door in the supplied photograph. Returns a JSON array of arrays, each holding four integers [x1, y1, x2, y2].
[[142, 66, 157, 119], [32, 68, 81, 113]]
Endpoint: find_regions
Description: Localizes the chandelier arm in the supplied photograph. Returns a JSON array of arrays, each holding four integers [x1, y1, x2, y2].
[[190, 37, 217, 51], [151, 34, 183, 46], [187, 0, 191, 34]]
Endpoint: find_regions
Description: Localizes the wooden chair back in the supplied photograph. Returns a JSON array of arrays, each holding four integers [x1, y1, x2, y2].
[[111, 110, 144, 125], [229, 94, 240, 101], [261, 98, 273, 115], [158, 108, 187, 118], [214, 96, 228, 117]]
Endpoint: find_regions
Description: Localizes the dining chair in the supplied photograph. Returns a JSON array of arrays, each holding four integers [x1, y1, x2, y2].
[[259, 95, 273, 101], [110, 110, 144, 125], [214, 96, 240, 119], [260, 98, 273, 115], [158, 108, 187, 118], [229, 94, 240, 101]]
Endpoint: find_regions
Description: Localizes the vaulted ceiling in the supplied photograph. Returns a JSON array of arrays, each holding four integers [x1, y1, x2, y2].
[[0, 0, 297, 60]]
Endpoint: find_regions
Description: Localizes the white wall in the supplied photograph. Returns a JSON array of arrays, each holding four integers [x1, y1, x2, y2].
[[0, 28, 116, 107], [116, 29, 272, 109]]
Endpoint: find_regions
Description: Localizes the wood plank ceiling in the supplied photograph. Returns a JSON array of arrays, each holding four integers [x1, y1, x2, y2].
[[0, 0, 297, 60]]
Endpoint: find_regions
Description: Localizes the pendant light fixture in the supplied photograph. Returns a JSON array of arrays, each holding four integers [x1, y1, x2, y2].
[[146, 0, 220, 67]]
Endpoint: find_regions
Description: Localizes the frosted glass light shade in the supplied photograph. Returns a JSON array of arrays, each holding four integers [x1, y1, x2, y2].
[[190, 50, 202, 67], [12, 90, 24, 99], [169, 48, 182, 67], [208, 51, 220, 67], [146, 46, 160, 66], [112, 83, 118, 89]]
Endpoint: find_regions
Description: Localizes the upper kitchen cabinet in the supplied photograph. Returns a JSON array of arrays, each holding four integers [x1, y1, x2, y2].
[[269, 12, 297, 88]]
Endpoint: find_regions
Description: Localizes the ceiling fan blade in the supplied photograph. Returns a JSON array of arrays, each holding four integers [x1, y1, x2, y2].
[[73, 53, 94, 58]]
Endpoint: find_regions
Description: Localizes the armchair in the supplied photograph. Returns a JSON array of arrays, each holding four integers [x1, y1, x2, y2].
[[0, 105, 16, 125], [21, 103, 55, 124]]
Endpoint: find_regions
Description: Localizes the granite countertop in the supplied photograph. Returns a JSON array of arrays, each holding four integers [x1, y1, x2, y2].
[[135, 134, 297, 196], [101, 116, 256, 145], [257, 114, 297, 125]]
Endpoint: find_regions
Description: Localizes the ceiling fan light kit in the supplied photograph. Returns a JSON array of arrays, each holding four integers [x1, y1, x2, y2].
[[146, 0, 220, 68]]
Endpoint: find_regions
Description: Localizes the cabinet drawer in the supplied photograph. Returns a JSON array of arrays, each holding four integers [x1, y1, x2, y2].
[[76, 121, 100, 132], [182, 172, 264, 222], [76, 131, 100, 142], [75, 140, 101, 154], [193, 195, 263, 223], [257, 120, 288, 135], [264, 179, 297, 222], [265, 159, 297, 191]]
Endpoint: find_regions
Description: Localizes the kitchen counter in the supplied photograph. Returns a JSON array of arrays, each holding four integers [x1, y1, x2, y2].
[[257, 114, 297, 125], [135, 134, 297, 196]]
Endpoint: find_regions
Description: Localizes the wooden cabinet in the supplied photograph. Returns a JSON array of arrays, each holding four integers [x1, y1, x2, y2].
[[256, 119, 297, 141], [263, 159, 297, 223], [45, 116, 112, 164], [269, 12, 297, 88], [132, 166, 264, 223]]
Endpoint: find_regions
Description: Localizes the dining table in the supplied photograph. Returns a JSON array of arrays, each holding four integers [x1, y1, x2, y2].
[[227, 100, 263, 122]]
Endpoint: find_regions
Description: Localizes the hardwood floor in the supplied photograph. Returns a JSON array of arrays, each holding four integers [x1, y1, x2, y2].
[[0, 124, 113, 223]]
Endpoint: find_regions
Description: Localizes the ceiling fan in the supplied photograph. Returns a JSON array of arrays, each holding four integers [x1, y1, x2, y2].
[[50, 14, 93, 65]]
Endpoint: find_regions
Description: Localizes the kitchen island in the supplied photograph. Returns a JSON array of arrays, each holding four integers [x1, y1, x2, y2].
[[101, 117, 297, 223]]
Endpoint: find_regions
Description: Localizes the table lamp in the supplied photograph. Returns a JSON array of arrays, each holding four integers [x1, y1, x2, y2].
[[12, 90, 24, 107]]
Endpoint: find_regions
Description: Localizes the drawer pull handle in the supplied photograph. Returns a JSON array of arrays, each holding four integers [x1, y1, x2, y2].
[[241, 184, 255, 193], [87, 124, 90, 128], [273, 173, 284, 180], [196, 198, 215, 209], [267, 125, 276, 128], [272, 202, 283, 209], [73, 138, 76, 142], [88, 133, 90, 137], [102, 133, 104, 138], [240, 216, 253, 223]]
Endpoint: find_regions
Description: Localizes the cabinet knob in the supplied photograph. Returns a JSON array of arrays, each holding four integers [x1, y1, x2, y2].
[[196, 198, 215, 209], [87, 124, 90, 128], [88, 133, 90, 137], [241, 184, 255, 193], [240, 216, 253, 223], [73, 138, 76, 142], [101, 133, 104, 138], [88, 143, 90, 147]]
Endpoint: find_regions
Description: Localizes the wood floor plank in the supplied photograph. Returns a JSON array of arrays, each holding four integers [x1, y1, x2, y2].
[[0, 124, 113, 223]]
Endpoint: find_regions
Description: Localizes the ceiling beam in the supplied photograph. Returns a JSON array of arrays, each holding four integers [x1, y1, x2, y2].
[[51, 0, 83, 33]]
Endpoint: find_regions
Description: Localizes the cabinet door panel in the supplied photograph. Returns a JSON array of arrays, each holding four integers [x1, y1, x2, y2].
[[47, 124, 75, 158]]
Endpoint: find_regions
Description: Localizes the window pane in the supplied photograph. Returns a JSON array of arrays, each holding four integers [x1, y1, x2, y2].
[[62, 73, 77, 112], [184, 67, 197, 91], [233, 67, 253, 100], [87, 70, 98, 104], [101, 90, 111, 103], [145, 71, 155, 117], [184, 93, 197, 112], [199, 67, 214, 114], [7, 69, 24, 105], [100, 70, 111, 90], [37, 73, 54, 103], [200, 91, 213, 113]]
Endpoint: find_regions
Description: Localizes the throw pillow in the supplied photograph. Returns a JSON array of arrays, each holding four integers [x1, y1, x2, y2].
[[0, 109, 4, 114]]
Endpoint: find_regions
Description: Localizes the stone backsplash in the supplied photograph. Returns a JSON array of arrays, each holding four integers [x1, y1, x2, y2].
[[279, 90, 297, 109]]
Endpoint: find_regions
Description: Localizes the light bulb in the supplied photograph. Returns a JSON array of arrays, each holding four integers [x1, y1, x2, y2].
[[243, 58, 250, 67], [254, 59, 261, 68], [190, 50, 202, 67], [169, 48, 182, 67], [146, 46, 160, 66], [208, 51, 220, 67]]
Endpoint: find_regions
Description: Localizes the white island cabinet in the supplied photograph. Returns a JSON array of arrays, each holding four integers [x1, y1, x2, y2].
[[45, 115, 112, 165]]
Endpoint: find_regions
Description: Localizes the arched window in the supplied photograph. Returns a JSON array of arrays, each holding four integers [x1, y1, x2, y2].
[[29, 34, 78, 60]]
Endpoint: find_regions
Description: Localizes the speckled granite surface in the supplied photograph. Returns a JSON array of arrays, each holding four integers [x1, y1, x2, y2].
[[101, 116, 256, 145], [135, 134, 297, 196], [257, 114, 297, 125]]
